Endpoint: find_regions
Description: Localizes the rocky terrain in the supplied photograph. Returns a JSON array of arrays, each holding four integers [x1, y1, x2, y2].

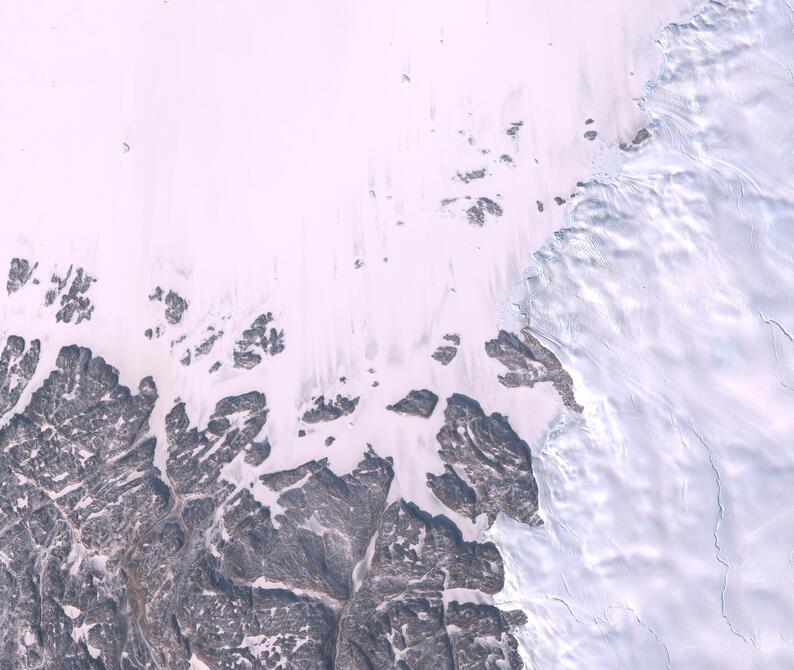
[[0, 335, 40, 416], [427, 394, 540, 526], [148, 287, 190, 326], [302, 394, 360, 424], [0, 341, 543, 668], [485, 329, 582, 413], [386, 389, 439, 418], [6, 260, 97, 325], [6, 259, 37, 295], [233, 313, 285, 370]]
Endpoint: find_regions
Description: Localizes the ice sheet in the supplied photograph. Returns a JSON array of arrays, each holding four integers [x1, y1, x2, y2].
[[490, 1, 794, 667]]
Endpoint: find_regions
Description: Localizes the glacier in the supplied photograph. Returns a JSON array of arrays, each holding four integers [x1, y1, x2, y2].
[[491, 1, 794, 667], [1, 0, 792, 667]]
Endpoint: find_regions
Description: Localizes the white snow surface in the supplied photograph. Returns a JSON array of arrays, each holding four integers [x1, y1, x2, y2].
[[3, 0, 792, 668], [490, 1, 794, 668], [0, 0, 695, 531]]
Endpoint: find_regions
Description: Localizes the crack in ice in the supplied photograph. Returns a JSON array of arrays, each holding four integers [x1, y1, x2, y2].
[[760, 312, 794, 392], [760, 313, 794, 342], [599, 604, 672, 670], [690, 423, 755, 646]]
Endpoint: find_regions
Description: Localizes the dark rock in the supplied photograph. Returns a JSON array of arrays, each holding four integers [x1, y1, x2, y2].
[[0, 345, 169, 667], [584, 130, 597, 141], [44, 266, 71, 306], [0, 335, 39, 416], [0, 344, 529, 668], [43, 266, 96, 324], [427, 394, 539, 525], [334, 500, 516, 668], [225, 448, 394, 599], [194, 329, 223, 358], [164, 290, 188, 325], [302, 394, 359, 424], [166, 391, 268, 494], [246, 440, 271, 466], [446, 602, 526, 669], [6, 258, 36, 294], [387, 389, 439, 418], [432, 345, 458, 366], [457, 168, 487, 183], [485, 328, 583, 412], [466, 205, 485, 226], [233, 313, 285, 369], [466, 196, 504, 226], [633, 127, 651, 145], [180, 329, 224, 366], [175, 556, 337, 669], [505, 121, 523, 136], [3, 345, 160, 498], [620, 127, 652, 151]]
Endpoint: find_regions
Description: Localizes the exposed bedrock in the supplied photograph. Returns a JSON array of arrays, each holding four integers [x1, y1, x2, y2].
[[432, 345, 458, 366], [164, 290, 189, 325], [386, 388, 439, 418], [302, 394, 359, 424], [6, 257, 36, 294], [334, 500, 525, 670], [0, 334, 40, 416], [0, 344, 530, 668], [485, 328, 583, 412], [233, 312, 285, 370], [427, 393, 540, 526], [0, 345, 167, 667]]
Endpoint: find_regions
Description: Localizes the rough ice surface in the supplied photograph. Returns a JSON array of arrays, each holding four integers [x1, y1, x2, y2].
[[2, 0, 791, 667], [490, 1, 794, 668]]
